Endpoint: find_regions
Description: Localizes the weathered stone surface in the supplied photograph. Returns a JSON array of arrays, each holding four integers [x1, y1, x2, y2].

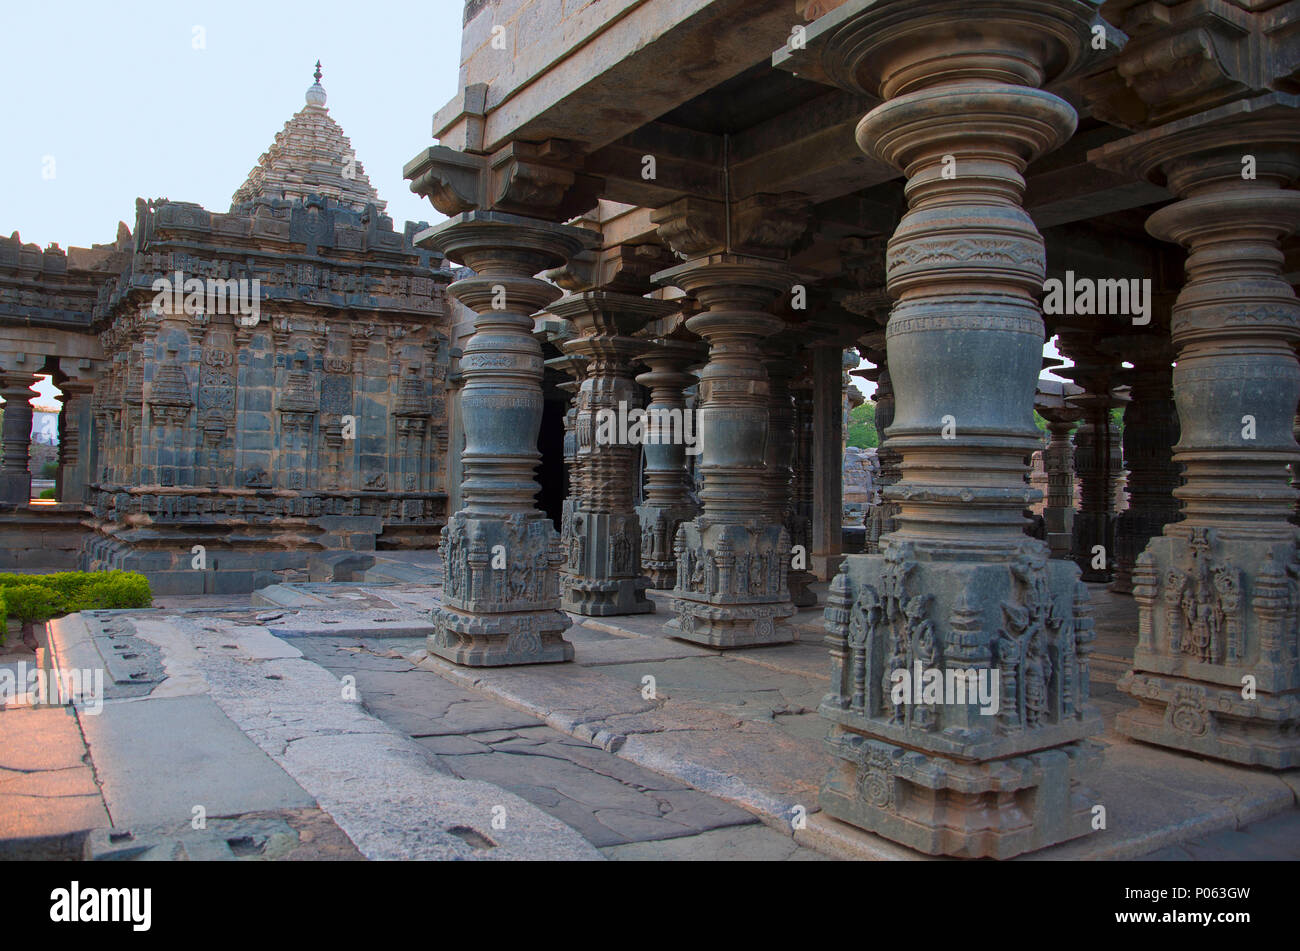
[[80, 694, 316, 828]]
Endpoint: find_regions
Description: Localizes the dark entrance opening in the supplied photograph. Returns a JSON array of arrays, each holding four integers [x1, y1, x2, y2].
[[535, 368, 568, 530]]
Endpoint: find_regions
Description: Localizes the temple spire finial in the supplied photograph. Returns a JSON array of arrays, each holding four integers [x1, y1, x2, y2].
[[306, 61, 327, 108]]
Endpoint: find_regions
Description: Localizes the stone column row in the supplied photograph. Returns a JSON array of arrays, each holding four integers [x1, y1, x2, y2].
[[1, 368, 37, 505]]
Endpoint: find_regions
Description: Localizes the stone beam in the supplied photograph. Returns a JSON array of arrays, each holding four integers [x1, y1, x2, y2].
[[438, 0, 797, 155]]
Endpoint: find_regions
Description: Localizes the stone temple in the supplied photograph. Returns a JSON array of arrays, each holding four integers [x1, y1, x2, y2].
[[3, 0, 1300, 862], [1, 69, 454, 594]]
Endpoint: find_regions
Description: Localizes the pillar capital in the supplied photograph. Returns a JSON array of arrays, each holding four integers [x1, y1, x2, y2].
[[651, 194, 812, 260], [405, 140, 603, 222]]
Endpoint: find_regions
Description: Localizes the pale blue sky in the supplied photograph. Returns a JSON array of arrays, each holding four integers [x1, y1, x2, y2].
[[1, 0, 465, 251]]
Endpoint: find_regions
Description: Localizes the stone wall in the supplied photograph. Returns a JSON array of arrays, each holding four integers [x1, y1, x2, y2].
[[80, 196, 455, 594]]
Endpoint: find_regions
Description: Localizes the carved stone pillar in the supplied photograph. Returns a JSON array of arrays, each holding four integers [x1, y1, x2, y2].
[[635, 337, 704, 589], [1070, 393, 1123, 581], [546, 349, 587, 590], [811, 343, 846, 579], [790, 361, 817, 573], [416, 212, 597, 665], [552, 292, 675, 615], [57, 373, 98, 507], [1110, 341, 1181, 594], [1091, 94, 1300, 766], [406, 137, 602, 665], [1056, 336, 1125, 582], [766, 348, 816, 607], [655, 255, 799, 647], [1, 370, 37, 505], [782, 0, 1105, 857], [649, 192, 811, 646], [1037, 393, 1083, 562]]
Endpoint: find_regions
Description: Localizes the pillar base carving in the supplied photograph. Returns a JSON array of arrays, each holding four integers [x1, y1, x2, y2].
[[430, 511, 574, 667], [1116, 529, 1300, 767], [821, 733, 1100, 860], [820, 544, 1103, 857], [637, 501, 697, 590], [430, 605, 574, 667], [668, 521, 796, 648], [561, 509, 654, 616]]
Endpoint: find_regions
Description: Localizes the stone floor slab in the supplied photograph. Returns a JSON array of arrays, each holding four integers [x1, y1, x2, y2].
[[79, 694, 315, 829]]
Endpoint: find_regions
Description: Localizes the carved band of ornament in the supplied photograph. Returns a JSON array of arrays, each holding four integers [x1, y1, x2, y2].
[[460, 353, 542, 372], [459, 394, 543, 411], [1173, 362, 1298, 383], [1171, 306, 1300, 337], [886, 311, 1042, 338], [888, 238, 1044, 273]]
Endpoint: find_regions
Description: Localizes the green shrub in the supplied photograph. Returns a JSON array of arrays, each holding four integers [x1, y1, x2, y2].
[[3, 584, 63, 625], [0, 570, 152, 628], [38, 487, 56, 499]]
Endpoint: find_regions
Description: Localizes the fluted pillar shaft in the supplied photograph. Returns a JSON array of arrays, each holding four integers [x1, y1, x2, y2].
[[419, 211, 597, 666]]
